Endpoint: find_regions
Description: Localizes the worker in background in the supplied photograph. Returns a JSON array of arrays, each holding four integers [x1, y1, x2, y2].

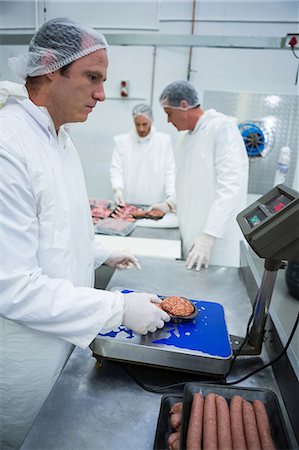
[[150, 80, 249, 271], [0, 18, 170, 449], [110, 103, 176, 206]]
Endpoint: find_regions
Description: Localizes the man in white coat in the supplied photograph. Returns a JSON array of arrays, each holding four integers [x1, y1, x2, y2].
[[0, 18, 169, 449], [110, 103, 176, 206], [152, 80, 249, 271]]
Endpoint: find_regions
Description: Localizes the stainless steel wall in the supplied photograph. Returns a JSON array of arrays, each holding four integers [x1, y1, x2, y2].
[[204, 91, 298, 194]]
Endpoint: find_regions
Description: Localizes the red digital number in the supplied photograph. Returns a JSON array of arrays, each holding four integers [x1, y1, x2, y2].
[[273, 202, 285, 212]]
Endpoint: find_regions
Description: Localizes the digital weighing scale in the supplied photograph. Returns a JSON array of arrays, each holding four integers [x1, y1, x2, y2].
[[234, 183, 299, 354], [90, 184, 299, 375], [91, 290, 232, 375]]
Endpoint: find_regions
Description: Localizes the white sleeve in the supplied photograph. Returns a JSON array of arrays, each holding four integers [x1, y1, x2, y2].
[[164, 136, 176, 199], [0, 148, 124, 348], [109, 138, 124, 190], [203, 121, 248, 238], [93, 238, 113, 268]]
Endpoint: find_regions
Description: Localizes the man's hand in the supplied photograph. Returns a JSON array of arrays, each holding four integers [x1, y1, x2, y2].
[[186, 233, 216, 271], [147, 201, 171, 214], [113, 188, 125, 206], [122, 292, 170, 334], [105, 251, 141, 271]]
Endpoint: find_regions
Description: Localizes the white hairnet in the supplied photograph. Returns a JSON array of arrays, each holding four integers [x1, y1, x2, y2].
[[8, 17, 108, 81], [132, 103, 153, 121], [159, 80, 200, 110]]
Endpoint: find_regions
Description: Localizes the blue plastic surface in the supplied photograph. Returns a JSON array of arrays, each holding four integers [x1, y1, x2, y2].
[[98, 289, 232, 359]]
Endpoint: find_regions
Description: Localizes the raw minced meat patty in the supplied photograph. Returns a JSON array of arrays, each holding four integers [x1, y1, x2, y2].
[[160, 296, 194, 317]]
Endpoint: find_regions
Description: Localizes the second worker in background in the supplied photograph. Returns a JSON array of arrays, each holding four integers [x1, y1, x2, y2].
[[110, 103, 176, 207], [152, 80, 249, 271]]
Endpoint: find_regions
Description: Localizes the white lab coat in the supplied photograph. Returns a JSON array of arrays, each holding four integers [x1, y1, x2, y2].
[[0, 82, 125, 448], [110, 126, 175, 205], [174, 109, 249, 267]]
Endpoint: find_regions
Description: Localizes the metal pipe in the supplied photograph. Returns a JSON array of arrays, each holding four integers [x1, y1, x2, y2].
[[1, 33, 287, 50], [247, 259, 281, 350], [160, 19, 299, 24], [34, 0, 39, 31], [150, 45, 157, 108], [187, 0, 197, 81], [43, 0, 47, 23]]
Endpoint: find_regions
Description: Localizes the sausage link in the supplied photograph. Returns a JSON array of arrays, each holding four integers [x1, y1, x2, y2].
[[230, 395, 247, 450], [253, 400, 275, 450], [243, 400, 262, 450], [186, 392, 204, 450], [168, 431, 181, 450], [170, 402, 183, 415], [203, 392, 217, 450], [216, 395, 232, 450], [170, 402, 183, 431]]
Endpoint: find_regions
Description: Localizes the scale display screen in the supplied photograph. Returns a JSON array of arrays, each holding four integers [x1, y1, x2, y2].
[[265, 193, 292, 214], [246, 207, 267, 228]]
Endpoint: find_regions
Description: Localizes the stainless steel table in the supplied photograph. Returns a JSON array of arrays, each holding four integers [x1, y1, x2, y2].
[[94, 225, 181, 289], [129, 225, 180, 240], [105, 256, 252, 338], [21, 257, 298, 450]]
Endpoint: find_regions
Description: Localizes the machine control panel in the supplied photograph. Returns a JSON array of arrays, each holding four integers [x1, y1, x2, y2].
[[237, 184, 299, 260], [246, 192, 292, 229]]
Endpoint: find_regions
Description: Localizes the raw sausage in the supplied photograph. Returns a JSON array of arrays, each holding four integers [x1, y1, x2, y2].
[[243, 399, 262, 450], [253, 400, 275, 450], [216, 395, 232, 450], [170, 401, 183, 415], [203, 392, 217, 450], [230, 395, 247, 450], [170, 402, 183, 431], [186, 392, 204, 450], [168, 431, 181, 450]]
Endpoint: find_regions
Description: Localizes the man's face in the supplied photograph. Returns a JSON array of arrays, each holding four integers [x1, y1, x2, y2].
[[163, 107, 189, 131], [134, 115, 152, 137], [48, 49, 108, 129]]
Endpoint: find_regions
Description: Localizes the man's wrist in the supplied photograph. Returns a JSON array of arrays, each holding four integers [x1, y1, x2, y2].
[[165, 198, 176, 211]]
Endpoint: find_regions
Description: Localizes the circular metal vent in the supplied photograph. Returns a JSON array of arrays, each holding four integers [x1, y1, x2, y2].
[[239, 120, 275, 159], [238, 121, 266, 157]]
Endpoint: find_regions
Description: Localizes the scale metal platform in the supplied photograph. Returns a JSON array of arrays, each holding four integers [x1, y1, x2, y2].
[[90, 290, 232, 375]]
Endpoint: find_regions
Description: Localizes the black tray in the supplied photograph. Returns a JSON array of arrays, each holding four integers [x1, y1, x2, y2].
[[181, 383, 292, 450], [153, 394, 183, 450], [159, 296, 199, 321]]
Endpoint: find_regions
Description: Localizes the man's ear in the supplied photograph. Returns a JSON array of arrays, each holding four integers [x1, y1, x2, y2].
[[180, 100, 189, 110]]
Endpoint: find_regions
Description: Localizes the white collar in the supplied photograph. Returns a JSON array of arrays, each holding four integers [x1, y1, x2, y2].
[[0, 81, 28, 109], [16, 97, 69, 145]]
